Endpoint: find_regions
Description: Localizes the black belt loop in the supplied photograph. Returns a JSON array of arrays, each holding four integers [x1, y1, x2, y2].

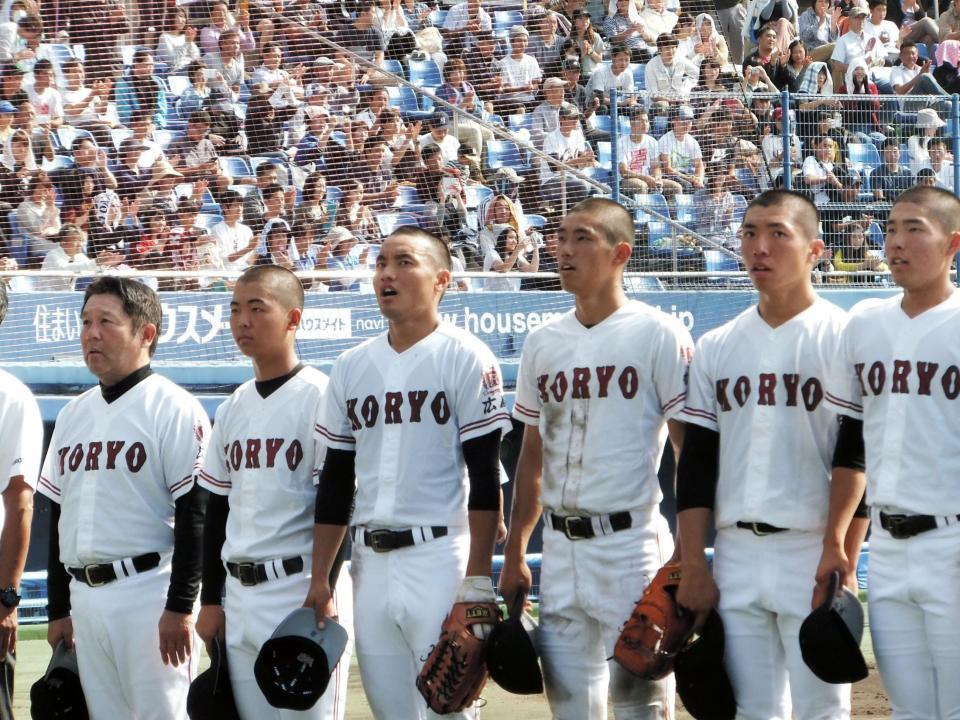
[[226, 556, 304, 587], [357, 526, 449, 553], [735, 521, 790, 536], [548, 511, 634, 540], [879, 511, 960, 539], [68, 552, 162, 587]]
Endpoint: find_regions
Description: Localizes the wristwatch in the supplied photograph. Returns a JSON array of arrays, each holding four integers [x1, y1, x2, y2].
[[0, 588, 20, 609]]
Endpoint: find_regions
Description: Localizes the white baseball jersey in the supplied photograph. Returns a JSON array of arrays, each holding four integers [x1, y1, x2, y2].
[[0, 369, 43, 523], [198, 366, 328, 563], [682, 300, 848, 532], [825, 291, 960, 516], [512, 301, 693, 514], [315, 323, 512, 529], [38, 373, 210, 568]]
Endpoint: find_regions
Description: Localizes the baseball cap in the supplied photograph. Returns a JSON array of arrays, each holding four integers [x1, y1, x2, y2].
[[315, 56, 336, 66], [799, 571, 869, 684], [562, 57, 581, 71], [0, 100, 15, 114], [254, 609, 349, 711], [543, 77, 566, 89], [510, 25, 529, 37], [427, 111, 449, 128], [486, 594, 543, 695], [558, 102, 580, 118], [676, 105, 695, 120], [187, 637, 241, 720], [324, 226, 357, 250], [458, 142, 477, 158], [850, 6, 869, 17], [673, 611, 737, 720], [30, 641, 88, 720], [494, 166, 525, 183]]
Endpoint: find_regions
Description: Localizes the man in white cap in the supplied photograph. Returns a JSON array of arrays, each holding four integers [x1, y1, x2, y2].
[[530, 77, 567, 150], [831, 7, 884, 84], [658, 104, 704, 191], [418, 111, 461, 162], [498, 26, 543, 115], [540, 102, 597, 208]]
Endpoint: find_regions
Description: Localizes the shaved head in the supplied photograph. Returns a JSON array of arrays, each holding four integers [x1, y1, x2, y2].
[[567, 197, 635, 248], [893, 186, 960, 236], [237, 265, 305, 310], [388, 226, 452, 271], [748, 190, 820, 240]]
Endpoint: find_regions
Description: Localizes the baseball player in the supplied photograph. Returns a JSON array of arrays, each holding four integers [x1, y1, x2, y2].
[[196, 265, 352, 719], [675, 190, 869, 720], [306, 226, 512, 719], [39, 277, 210, 720], [0, 283, 43, 720], [823, 186, 960, 719], [499, 197, 693, 719]]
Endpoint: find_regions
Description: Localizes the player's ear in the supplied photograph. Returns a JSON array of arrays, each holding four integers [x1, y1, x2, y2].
[[613, 241, 632, 266], [288, 306, 302, 331], [139, 321, 158, 349], [435, 268, 451, 293], [947, 230, 960, 256], [809, 237, 825, 264]]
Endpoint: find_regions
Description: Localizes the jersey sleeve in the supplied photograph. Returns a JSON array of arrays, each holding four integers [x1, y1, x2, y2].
[[652, 319, 694, 422], [680, 335, 719, 431], [197, 405, 231, 496], [512, 337, 541, 426], [311, 391, 328, 488], [455, 341, 513, 443], [161, 394, 212, 500], [0, 386, 43, 495], [824, 319, 864, 419], [38, 419, 63, 503], [314, 359, 357, 452]]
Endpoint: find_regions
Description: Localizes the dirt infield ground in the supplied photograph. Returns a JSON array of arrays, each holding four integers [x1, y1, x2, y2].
[[14, 624, 890, 717]]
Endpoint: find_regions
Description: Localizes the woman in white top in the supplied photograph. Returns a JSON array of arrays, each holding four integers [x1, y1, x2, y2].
[[483, 224, 538, 292], [37, 223, 121, 290], [156, 7, 201, 73], [211, 189, 255, 270], [16, 174, 60, 262], [689, 14, 729, 68]]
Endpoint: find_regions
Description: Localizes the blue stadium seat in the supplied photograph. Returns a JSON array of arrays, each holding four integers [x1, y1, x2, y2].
[[582, 167, 611, 189], [525, 214, 547, 229], [650, 114, 669, 138], [166, 75, 190, 97], [624, 275, 665, 291], [507, 113, 534, 134], [592, 114, 612, 135], [219, 156, 254, 182], [632, 192, 671, 225], [596, 141, 612, 169], [866, 220, 884, 248], [408, 58, 443, 88], [395, 185, 427, 213], [326, 186, 343, 205], [385, 86, 433, 121], [428, 8, 448, 26], [195, 213, 223, 229], [7, 211, 28, 266], [847, 142, 881, 173], [42, 155, 75, 173], [380, 59, 404, 79], [486, 139, 532, 172], [631, 63, 646, 91], [377, 213, 421, 236], [703, 249, 750, 285], [731, 193, 748, 224], [464, 184, 493, 208], [58, 127, 95, 151], [494, 10, 524, 30]]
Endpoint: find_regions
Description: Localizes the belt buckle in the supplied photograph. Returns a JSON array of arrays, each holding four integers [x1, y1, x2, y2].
[[749, 522, 773, 537], [236, 563, 258, 586], [83, 565, 106, 588], [562, 516, 589, 541], [884, 514, 911, 539], [367, 530, 392, 553]]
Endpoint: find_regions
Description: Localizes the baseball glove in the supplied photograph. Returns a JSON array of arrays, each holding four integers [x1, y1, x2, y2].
[[417, 601, 502, 714], [613, 563, 697, 680]]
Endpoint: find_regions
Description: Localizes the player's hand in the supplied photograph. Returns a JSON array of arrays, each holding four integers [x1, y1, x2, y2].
[[497, 557, 532, 609], [158, 610, 194, 667], [812, 542, 850, 609], [496, 518, 508, 546], [48, 617, 74, 651], [195, 605, 226, 654], [0, 606, 16, 657], [676, 560, 719, 629], [304, 580, 336, 627]]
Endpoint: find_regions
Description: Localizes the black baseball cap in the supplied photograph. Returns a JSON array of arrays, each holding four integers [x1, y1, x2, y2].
[[799, 572, 869, 684], [562, 57, 581, 71]]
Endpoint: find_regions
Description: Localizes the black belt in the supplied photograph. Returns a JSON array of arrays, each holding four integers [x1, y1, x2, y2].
[[736, 521, 789, 536], [226, 556, 304, 587], [879, 511, 960, 539], [549, 511, 633, 540], [354, 526, 448, 553], [68, 552, 161, 587]]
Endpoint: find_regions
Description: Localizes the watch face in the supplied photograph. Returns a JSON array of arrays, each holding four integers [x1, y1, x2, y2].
[[0, 589, 19, 608]]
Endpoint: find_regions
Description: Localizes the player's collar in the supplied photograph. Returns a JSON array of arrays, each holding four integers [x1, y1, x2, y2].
[[100, 364, 153, 404], [255, 363, 304, 399]]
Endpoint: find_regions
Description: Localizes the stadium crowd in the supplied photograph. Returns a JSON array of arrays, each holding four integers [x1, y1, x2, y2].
[[0, 0, 954, 290]]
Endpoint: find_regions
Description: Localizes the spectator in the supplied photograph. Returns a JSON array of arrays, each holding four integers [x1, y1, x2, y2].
[[603, 0, 655, 63], [205, 29, 246, 104], [483, 224, 538, 291], [247, 181, 289, 237], [456, 143, 485, 183], [65, 0, 130, 81], [324, 225, 369, 291], [780, 39, 812, 91], [167, 110, 230, 196], [115, 50, 168, 130], [907, 107, 945, 174], [802, 134, 857, 206], [356, 87, 390, 133], [200, 0, 255, 57], [336, 0, 387, 65], [890, 42, 950, 112], [15, 99, 54, 165], [926, 137, 955, 190], [16, 173, 60, 261], [759, 106, 802, 176], [55, 138, 117, 217], [251, 42, 306, 97], [243, 161, 290, 230], [124, 110, 165, 169], [658, 104, 705, 191], [291, 221, 328, 275], [832, 7, 885, 84], [587, 44, 635, 111], [0, 129, 36, 209], [539, 102, 596, 209], [0, 98, 13, 145], [871, 138, 913, 203], [0, 62, 25, 106], [26, 60, 63, 131], [86, 190, 136, 258], [863, 0, 901, 66], [477, 192, 525, 257], [799, 0, 841, 62], [695, 174, 738, 244], [561, 57, 600, 125], [715, 0, 748, 65], [256, 218, 296, 269], [419, 111, 460, 162], [140, 161, 185, 216], [744, 23, 788, 89], [833, 220, 887, 281], [644, 34, 697, 110], [436, 58, 492, 157], [744, 0, 799, 58], [130, 204, 173, 270], [838, 60, 886, 143], [354, 137, 399, 210], [295, 106, 333, 170], [530, 77, 566, 150], [178, 62, 214, 121], [686, 13, 729, 69], [244, 91, 294, 158], [940, 0, 960, 40], [639, 0, 678, 43], [528, 11, 565, 76], [0, 14, 40, 64], [619, 107, 680, 196], [156, 7, 201, 73], [442, 0, 492, 55], [37, 223, 121, 289], [795, 62, 842, 142], [887, 0, 939, 58], [916, 166, 937, 185], [464, 30, 502, 106], [60, 61, 116, 149], [520, 218, 560, 290], [211, 189, 255, 270], [337, 179, 379, 242], [293, 171, 335, 233], [569, 10, 605, 78], [113, 138, 153, 201], [497, 26, 543, 115], [697, 105, 743, 178]]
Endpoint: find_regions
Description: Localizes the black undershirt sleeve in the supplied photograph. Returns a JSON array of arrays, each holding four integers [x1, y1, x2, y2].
[[166, 485, 208, 614], [200, 491, 229, 606], [46, 501, 72, 621], [833, 416, 870, 519], [676, 424, 721, 512], [462, 430, 502, 512], [314, 449, 357, 526]]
